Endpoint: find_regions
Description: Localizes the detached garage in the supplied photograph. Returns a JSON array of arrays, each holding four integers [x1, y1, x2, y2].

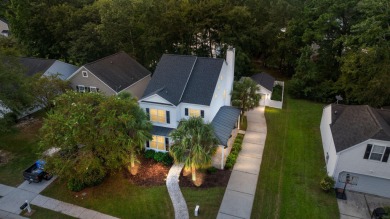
[[320, 104, 390, 198]]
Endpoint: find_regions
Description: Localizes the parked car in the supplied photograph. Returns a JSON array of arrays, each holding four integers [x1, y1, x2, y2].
[[23, 160, 52, 183]]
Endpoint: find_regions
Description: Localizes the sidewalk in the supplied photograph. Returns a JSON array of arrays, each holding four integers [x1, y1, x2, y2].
[[217, 106, 267, 219], [0, 177, 118, 219]]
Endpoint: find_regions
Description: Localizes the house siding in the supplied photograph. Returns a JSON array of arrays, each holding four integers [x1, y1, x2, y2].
[[121, 75, 151, 100], [320, 105, 338, 176], [334, 139, 390, 197], [69, 67, 116, 96]]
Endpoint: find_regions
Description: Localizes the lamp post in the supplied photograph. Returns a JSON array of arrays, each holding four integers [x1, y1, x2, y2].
[[342, 173, 350, 199]]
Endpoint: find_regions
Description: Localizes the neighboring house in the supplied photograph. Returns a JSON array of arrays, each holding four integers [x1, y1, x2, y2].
[[0, 57, 78, 118], [0, 18, 9, 37], [320, 104, 390, 198], [139, 47, 241, 169], [67, 51, 151, 99]]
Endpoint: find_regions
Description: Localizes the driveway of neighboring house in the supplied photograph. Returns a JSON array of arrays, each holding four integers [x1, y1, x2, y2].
[[339, 190, 390, 219]]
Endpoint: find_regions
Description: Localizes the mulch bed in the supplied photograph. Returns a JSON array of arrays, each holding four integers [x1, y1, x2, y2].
[[124, 156, 171, 186], [179, 168, 232, 188]]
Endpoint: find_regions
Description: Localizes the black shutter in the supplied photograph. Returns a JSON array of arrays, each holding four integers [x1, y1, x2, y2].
[[97, 88, 100, 92], [76, 85, 79, 91], [185, 108, 188, 116], [146, 141, 150, 148], [86, 87, 90, 92], [201, 110, 204, 118], [146, 108, 150, 120], [165, 138, 169, 151], [363, 144, 372, 159], [382, 147, 390, 162], [166, 111, 170, 124]]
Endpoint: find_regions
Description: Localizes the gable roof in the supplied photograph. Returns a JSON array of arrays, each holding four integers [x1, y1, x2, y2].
[[20, 58, 56, 77], [211, 106, 241, 146], [83, 51, 151, 93], [142, 54, 224, 106], [43, 60, 78, 80], [251, 73, 275, 92], [330, 104, 390, 152]]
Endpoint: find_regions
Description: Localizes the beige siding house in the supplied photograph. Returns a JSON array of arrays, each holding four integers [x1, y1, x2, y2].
[[68, 51, 151, 99]]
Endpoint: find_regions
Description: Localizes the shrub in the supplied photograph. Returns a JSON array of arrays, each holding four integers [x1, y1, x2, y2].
[[320, 175, 335, 192], [0, 112, 17, 134], [67, 178, 85, 192], [162, 153, 173, 166], [224, 134, 245, 169], [207, 166, 217, 174], [153, 152, 165, 162], [144, 149, 155, 159]]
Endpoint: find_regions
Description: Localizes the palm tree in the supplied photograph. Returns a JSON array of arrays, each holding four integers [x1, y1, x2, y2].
[[231, 77, 260, 120], [169, 117, 218, 182]]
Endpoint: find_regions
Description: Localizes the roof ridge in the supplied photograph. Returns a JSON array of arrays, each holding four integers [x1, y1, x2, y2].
[[84, 51, 127, 67], [178, 57, 197, 103], [20, 57, 56, 61]]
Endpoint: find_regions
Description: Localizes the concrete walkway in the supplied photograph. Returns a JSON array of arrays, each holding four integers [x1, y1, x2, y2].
[[166, 163, 189, 219], [217, 106, 267, 219], [0, 178, 118, 219]]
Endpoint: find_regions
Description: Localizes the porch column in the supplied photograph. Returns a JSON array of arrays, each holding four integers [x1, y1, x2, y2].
[[221, 146, 225, 170]]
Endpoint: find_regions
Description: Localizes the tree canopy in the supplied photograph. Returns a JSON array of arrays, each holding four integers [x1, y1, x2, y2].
[[39, 91, 152, 191], [231, 77, 260, 115]]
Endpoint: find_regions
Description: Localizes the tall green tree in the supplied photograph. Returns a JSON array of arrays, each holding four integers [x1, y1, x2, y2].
[[40, 91, 152, 191], [231, 77, 260, 118], [169, 117, 218, 183]]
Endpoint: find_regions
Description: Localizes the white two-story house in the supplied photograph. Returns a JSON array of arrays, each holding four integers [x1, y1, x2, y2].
[[320, 104, 390, 197], [139, 47, 241, 168]]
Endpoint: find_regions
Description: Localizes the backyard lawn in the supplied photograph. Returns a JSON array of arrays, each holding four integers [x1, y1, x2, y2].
[[182, 187, 225, 219], [251, 95, 339, 218]]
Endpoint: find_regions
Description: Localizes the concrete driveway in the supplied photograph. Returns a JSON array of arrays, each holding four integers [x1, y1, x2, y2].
[[339, 190, 390, 219]]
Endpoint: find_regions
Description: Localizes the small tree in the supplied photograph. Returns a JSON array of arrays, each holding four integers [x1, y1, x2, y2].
[[39, 91, 152, 190], [169, 117, 218, 183], [320, 175, 335, 192], [231, 77, 260, 119]]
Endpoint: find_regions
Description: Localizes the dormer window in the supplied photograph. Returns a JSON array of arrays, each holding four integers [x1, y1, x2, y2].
[[82, 71, 88, 77]]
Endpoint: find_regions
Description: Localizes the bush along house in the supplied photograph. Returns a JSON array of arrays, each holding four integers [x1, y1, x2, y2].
[[139, 47, 241, 169]]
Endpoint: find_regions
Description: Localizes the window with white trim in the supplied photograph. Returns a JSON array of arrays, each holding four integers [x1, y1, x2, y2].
[[90, 86, 98, 93], [82, 71, 88, 77], [150, 135, 165, 151], [189, 109, 201, 117], [150, 109, 166, 123], [77, 85, 85, 93], [369, 145, 386, 161]]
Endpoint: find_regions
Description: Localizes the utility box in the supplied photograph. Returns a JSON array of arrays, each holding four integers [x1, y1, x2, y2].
[[194, 205, 200, 216]]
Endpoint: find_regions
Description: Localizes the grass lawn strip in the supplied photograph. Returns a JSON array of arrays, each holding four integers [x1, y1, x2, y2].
[[22, 205, 76, 219], [251, 95, 339, 219]]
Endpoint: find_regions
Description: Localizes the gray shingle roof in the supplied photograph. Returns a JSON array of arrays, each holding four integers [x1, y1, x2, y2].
[[251, 73, 275, 92], [20, 58, 56, 77], [211, 106, 241, 146], [142, 54, 224, 106], [330, 104, 390, 152], [84, 51, 151, 93], [151, 126, 174, 136]]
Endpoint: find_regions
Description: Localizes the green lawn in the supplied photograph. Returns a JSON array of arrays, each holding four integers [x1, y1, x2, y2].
[[0, 124, 43, 186], [42, 174, 175, 219], [23, 205, 76, 219], [251, 95, 339, 219], [182, 187, 225, 219]]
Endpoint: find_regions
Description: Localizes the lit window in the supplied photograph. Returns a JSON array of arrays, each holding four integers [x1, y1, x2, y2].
[[77, 85, 85, 93], [189, 109, 201, 117], [150, 109, 166, 123], [90, 87, 97, 93], [150, 135, 165, 151], [82, 71, 88, 77], [369, 145, 385, 161]]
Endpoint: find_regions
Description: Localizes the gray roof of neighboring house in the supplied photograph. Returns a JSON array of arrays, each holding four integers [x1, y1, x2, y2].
[[330, 104, 390, 152], [251, 73, 275, 92], [211, 106, 241, 146], [20, 58, 56, 77], [43, 60, 78, 80], [151, 126, 174, 137], [142, 54, 224, 106], [84, 51, 151, 93]]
